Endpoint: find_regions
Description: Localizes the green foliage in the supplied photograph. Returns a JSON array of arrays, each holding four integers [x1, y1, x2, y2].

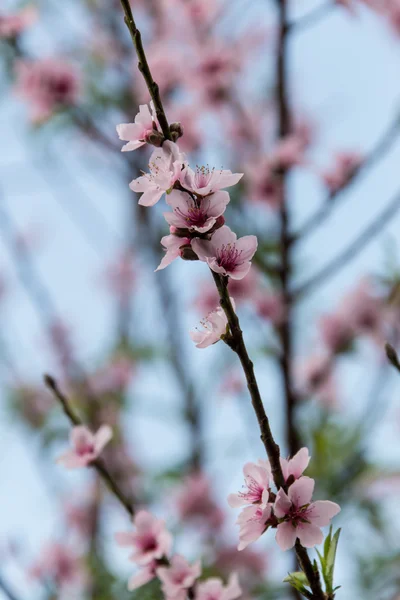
[[283, 571, 312, 598], [316, 527, 341, 597]]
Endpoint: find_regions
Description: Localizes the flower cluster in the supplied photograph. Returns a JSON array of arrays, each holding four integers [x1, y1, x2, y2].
[[117, 104, 257, 277], [115, 510, 241, 598], [228, 448, 340, 551]]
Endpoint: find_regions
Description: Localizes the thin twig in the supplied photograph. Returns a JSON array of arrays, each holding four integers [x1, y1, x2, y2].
[[293, 190, 400, 299], [293, 111, 400, 243], [43, 374, 135, 518], [0, 574, 22, 600], [289, 1, 336, 34]]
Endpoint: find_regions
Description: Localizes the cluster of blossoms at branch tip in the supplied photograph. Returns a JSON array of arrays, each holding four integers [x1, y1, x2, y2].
[[115, 510, 241, 598], [228, 448, 340, 551], [57, 425, 112, 469], [117, 102, 257, 279]]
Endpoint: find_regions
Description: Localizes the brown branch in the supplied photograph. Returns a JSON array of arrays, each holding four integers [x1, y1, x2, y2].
[[293, 110, 400, 243], [293, 189, 400, 299], [118, 0, 171, 140], [43, 374, 135, 518]]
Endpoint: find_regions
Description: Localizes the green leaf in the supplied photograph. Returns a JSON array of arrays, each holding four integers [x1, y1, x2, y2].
[[283, 571, 311, 597]]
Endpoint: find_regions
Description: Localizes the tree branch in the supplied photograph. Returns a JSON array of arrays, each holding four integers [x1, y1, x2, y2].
[[293, 189, 400, 299], [43, 374, 135, 518], [0, 574, 22, 600]]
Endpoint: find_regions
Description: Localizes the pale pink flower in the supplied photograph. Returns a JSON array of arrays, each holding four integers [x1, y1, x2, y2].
[[195, 573, 241, 600], [255, 291, 285, 325], [115, 510, 172, 565], [246, 157, 282, 208], [190, 302, 232, 348], [215, 546, 267, 579], [274, 477, 340, 551], [15, 58, 80, 122], [319, 312, 355, 354], [269, 135, 306, 170], [117, 102, 159, 152], [128, 561, 158, 591], [57, 425, 112, 469], [236, 496, 273, 550], [28, 543, 83, 586], [280, 448, 311, 483], [192, 42, 240, 106], [297, 354, 337, 407], [228, 462, 271, 508], [90, 357, 134, 396], [130, 141, 187, 206], [0, 6, 37, 38], [104, 252, 136, 302], [156, 233, 191, 271], [175, 473, 224, 529], [181, 166, 243, 197], [322, 151, 363, 194], [157, 554, 201, 598], [164, 190, 229, 233], [341, 278, 383, 342], [192, 226, 257, 280]]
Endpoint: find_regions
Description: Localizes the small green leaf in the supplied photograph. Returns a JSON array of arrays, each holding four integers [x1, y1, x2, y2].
[[283, 571, 311, 596]]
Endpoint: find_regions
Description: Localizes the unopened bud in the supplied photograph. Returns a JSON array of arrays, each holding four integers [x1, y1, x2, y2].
[[180, 245, 198, 261], [169, 122, 184, 142], [145, 130, 165, 147]]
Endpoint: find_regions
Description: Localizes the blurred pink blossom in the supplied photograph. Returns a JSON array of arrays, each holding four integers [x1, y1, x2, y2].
[[28, 542, 84, 587], [175, 472, 224, 530], [157, 554, 201, 598], [57, 425, 112, 469], [104, 252, 136, 302], [321, 151, 363, 193], [195, 573, 241, 600], [115, 510, 172, 566], [0, 6, 37, 38]]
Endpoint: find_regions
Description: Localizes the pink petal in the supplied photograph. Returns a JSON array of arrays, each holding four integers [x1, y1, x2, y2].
[[138, 189, 164, 207], [274, 488, 292, 518], [94, 425, 113, 453], [276, 521, 297, 551], [122, 140, 145, 152], [235, 235, 258, 261], [307, 501, 341, 526], [297, 523, 324, 548], [289, 448, 310, 479], [229, 262, 251, 280], [191, 238, 213, 262], [128, 568, 154, 591], [114, 531, 135, 547], [288, 476, 315, 507]]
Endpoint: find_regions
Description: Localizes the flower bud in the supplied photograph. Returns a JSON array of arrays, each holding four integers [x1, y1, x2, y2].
[[145, 130, 165, 147], [180, 245, 199, 261], [169, 122, 184, 142]]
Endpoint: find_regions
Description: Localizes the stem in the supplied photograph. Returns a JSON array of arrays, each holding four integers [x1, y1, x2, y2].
[[43, 374, 135, 518], [0, 574, 21, 600], [119, 0, 171, 140]]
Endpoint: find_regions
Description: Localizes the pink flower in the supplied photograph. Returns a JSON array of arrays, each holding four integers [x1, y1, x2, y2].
[[157, 554, 201, 598], [155, 233, 191, 271], [128, 561, 158, 591], [57, 425, 112, 469], [228, 462, 271, 508], [175, 473, 224, 530], [280, 448, 311, 483], [116, 102, 159, 152], [0, 6, 37, 38], [164, 190, 229, 233], [297, 354, 337, 407], [129, 141, 187, 206], [269, 135, 306, 170], [115, 510, 172, 565], [274, 477, 340, 550], [192, 226, 257, 280], [335, 0, 357, 14], [15, 58, 80, 122], [181, 166, 243, 197], [195, 573, 241, 600], [28, 543, 83, 586], [236, 498, 272, 550], [322, 151, 363, 194], [190, 303, 233, 348], [246, 157, 282, 208], [319, 312, 354, 354]]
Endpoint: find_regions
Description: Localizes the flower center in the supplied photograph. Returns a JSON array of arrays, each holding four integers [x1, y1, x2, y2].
[[216, 243, 241, 271]]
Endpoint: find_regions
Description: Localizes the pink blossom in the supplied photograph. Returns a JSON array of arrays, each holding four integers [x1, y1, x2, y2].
[[236, 497, 273, 550], [15, 59, 80, 122], [130, 141, 187, 206], [195, 573, 242, 600], [128, 561, 158, 591], [322, 151, 363, 194], [280, 448, 311, 482], [28, 543, 83, 586], [115, 510, 172, 565], [246, 157, 282, 208], [192, 42, 240, 106], [104, 252, 136, 302], [255, 291, 285, 325], [175, 473, 224, 530], [228, 462, 271, 508], [0, 6, 37, 38], [215, 546, 267, 579], [387, 0, 400, 34], [90, 357, 134, 395], [192, 226, 257, 280], [190, 302, 233, 348], [181, 166, 243, 197], [274, 477, 340, 550], [341, 278, 383, 342], [319, 312, 355, 354], [297, 354, 336, 407], [57, 425, 112, 469], [157, 554, 201, 598], [269, 135, 307, 170], [117, 102, 159, 152], [156, 233, 191, 271], [164, 190, 229, 233]]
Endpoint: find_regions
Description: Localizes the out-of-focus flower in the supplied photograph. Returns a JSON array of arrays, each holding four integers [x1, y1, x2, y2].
[[103, 252, 136, 303], [130, 141, 187, 206], [128, 561, 158, 591], [190, 303, 232, 348], [192, 226, 257, 280], [297, 354, 337, 408], [156, 232, 191, 271], [274, 477, 340, 550], [57, 425, 112, 469], [0, 6, 36, 39], [175, 472, 224, 529], [157, 554, 201, 598], [195, 573, 241, 600], [15, 58, 80, 122], [115, 510, 172, 566], [164, 190, 229, 233], [90, 357, 134, 396], [28, 543, 84, 587], [117, 102, 159, 151], [321, 151, 363, 193]]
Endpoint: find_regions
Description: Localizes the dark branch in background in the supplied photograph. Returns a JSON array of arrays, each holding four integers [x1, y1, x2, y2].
[[119, 0, 171, 140], [0, 573, 22, 600], [293, 190, 400, 299], [43, 374, 135, 518], [293, 110, 400, 243], [385, 343, 400, 373], [289, 1, 336, 34]]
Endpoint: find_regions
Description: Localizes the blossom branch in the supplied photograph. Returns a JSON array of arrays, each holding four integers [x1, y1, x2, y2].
[[118, 0, 171, 140], [293, 189, 400, 299], [43, 374, 135, 517], [293, 110, 400, 243]]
